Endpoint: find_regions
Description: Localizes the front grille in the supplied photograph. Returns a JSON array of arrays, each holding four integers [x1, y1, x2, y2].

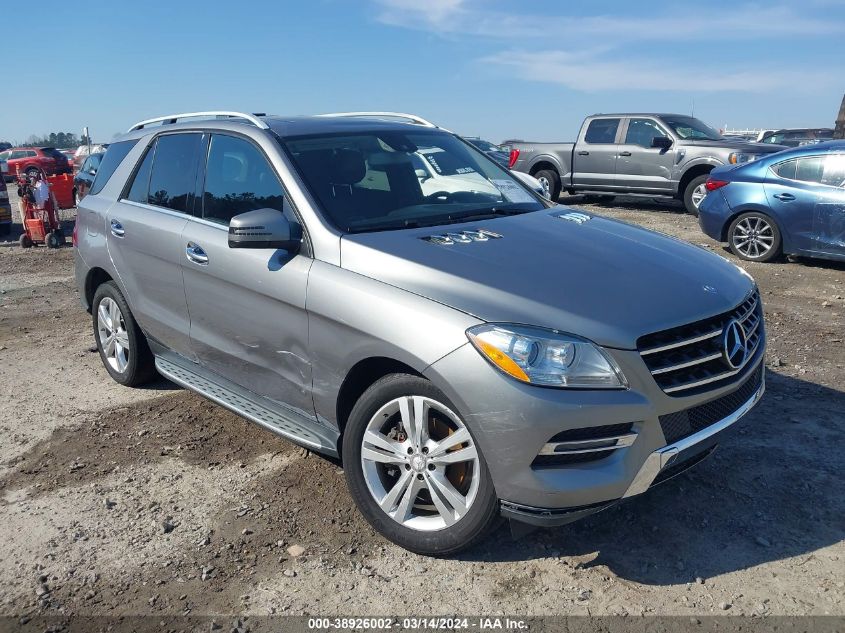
[[638, 290, 764, 396], [659, 363, 763, 443]]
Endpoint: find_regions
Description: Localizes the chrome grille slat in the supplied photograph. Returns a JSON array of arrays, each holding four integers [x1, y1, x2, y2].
[[637, 289, 765, 397], [651, 351, 724, 375], [640, 328, 723, 356], [538, 432, 637, 456]]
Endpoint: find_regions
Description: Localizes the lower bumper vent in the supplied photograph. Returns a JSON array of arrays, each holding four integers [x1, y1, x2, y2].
[[532, 422, 635, 468]]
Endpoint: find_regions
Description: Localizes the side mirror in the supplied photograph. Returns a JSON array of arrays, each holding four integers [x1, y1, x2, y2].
[[651, 136, 673, 150], [415, 169, 430, 181], [228, 208, 302, 253]]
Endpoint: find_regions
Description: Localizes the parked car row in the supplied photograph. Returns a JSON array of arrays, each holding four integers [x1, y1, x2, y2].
[[75, 110, 767, 554]]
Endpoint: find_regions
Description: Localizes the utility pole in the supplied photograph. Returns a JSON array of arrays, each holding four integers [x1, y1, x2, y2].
[[835, 93, 845, 139]]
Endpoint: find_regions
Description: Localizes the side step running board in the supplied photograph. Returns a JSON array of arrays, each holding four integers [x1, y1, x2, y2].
[[155, 356, 339, 458]]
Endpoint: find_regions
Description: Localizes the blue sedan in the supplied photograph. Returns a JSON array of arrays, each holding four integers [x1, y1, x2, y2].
[[698, 140, 845, 263]]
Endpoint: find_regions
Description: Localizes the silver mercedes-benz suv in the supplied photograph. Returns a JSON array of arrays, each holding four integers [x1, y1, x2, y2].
[[74, 111, 766, 555]]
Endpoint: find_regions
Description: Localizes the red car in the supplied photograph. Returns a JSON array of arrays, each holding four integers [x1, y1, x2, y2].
[[0, 147, 73, 180]]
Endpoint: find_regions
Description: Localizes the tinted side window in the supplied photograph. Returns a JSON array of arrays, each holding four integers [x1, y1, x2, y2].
[[203, 134, 285, 224], [147, 134, 202, 213], [772, 159, 796, 180], [584, 119, 620, 144], [125, 143, 155, 203], [625, 119, 667, 147], [89, 139, 138, 196], [26, 151, 37, 158], [795, 157, 825, 183]]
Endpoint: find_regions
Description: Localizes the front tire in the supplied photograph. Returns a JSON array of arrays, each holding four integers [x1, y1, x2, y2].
[[342, 374, 499, 555], [92, 282, 157, 386], [683, 174, 710, 217], [19, 234, 33, 248], [533, 169, 561, 201], [728, 212, 782, 262]]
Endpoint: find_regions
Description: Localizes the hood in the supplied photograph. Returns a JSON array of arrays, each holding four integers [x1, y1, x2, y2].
[[340, 209, 755, 349], [683, 138, 786, 153]]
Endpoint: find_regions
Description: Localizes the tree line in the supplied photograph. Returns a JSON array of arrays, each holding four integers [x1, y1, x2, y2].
[[0, 131, 92, 149]]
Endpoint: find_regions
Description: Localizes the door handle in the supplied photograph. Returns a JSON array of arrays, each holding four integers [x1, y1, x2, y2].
[[773, 193, 795, 202], [185, 242, 209, 265], [110, 219, 125, 238], [577, 151, 590, 156], [618, 151, 632, 157]]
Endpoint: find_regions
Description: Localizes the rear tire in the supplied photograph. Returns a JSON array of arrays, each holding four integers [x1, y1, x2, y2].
[[727, 212, 782, 263], [342, 374, 499, 555], [19, 234, 33, 248], [92, 281, 157, 387], [683, 174, 710, 217], [533, 169, 561, 201], [25, 167, 40, 180]]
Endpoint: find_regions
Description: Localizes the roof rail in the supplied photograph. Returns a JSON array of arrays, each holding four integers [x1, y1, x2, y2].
[[127, 111, 270, 133], [317, 111, 439, 128]]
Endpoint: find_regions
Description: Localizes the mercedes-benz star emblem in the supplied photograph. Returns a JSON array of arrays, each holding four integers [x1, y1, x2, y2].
[[722, 319, 748, 369]]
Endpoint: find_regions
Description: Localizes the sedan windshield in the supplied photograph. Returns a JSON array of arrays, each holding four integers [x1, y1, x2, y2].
[[282, 130, 544, 233], [662, 116, 723, 141]]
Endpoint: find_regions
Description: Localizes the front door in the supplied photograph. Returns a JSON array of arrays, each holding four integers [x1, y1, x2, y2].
[[180, 133, 314, 416], [571, 117, 621, 189], [106, 133, 202, 358], [614, 117, 676, 192]]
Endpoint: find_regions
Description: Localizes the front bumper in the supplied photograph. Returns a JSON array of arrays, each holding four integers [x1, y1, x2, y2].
[[425, 342, 765, 525]]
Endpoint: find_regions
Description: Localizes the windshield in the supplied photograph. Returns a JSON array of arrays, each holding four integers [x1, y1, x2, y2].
[[282, 130, 544, 233], [468, 139, 503, 153], [661, 116, 723, 141]]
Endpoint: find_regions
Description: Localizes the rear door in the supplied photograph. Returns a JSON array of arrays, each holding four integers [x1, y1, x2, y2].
[[572, 117, 621, 189], [811, 153, 845, 256], [180, 132, 314, 413], [614, 117, 676, 192], [764, 154, 843, 254], [106, 133, 202, 358]]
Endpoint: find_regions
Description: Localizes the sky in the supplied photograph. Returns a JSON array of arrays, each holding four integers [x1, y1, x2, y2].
[[2, 0, 844, 144]]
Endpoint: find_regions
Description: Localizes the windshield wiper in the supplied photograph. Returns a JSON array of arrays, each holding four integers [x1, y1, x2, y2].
[[437, 206, 533, 225]]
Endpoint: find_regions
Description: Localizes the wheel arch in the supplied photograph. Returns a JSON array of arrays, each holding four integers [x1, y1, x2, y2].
[[528, 159, 561, 178], [721, 205, 783, 242], [84, 267, 114, 313], [335, 356, 424, 453], [678, 163, 716, 198]]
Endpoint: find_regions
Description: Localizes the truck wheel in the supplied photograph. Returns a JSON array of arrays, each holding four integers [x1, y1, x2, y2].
[[92, 281, 157, 387], [343, 374, 499, 555], [727, 212, 782, 263], [19, 234, 33, 248], [533, 169, 561, 201], [683, 174, 710, 217]]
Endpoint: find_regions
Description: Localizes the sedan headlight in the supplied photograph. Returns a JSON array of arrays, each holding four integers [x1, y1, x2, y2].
[[729, 152, 761, 164], [466, 324, 627, 389]]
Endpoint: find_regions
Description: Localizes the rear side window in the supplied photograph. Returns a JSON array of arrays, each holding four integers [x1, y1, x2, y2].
[[147, 134, 202, 213], [89, 140, 139, 196], [202, 134, 286, 225], [584, 119, 620, 144], [772, 155, 834, 185], [125, 143, 156, 203]]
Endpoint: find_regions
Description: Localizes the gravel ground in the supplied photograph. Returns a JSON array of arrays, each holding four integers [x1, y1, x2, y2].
[[0, 190, 843, 620]]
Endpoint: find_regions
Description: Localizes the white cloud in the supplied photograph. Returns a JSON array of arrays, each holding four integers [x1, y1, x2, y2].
[[482, 49, 836, 93], [372, 1, 843, 92]]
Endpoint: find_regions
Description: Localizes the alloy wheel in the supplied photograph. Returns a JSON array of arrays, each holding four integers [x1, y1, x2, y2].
[[732, 216, 774, 258], [360, 395, 480, 532], [97, 297, 131, 373], [691, 183, 707, 208]]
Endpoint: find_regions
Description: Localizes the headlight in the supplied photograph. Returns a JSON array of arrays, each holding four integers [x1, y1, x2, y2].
[[466, 324, 627, 389], [729, 152, 760, 164]]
